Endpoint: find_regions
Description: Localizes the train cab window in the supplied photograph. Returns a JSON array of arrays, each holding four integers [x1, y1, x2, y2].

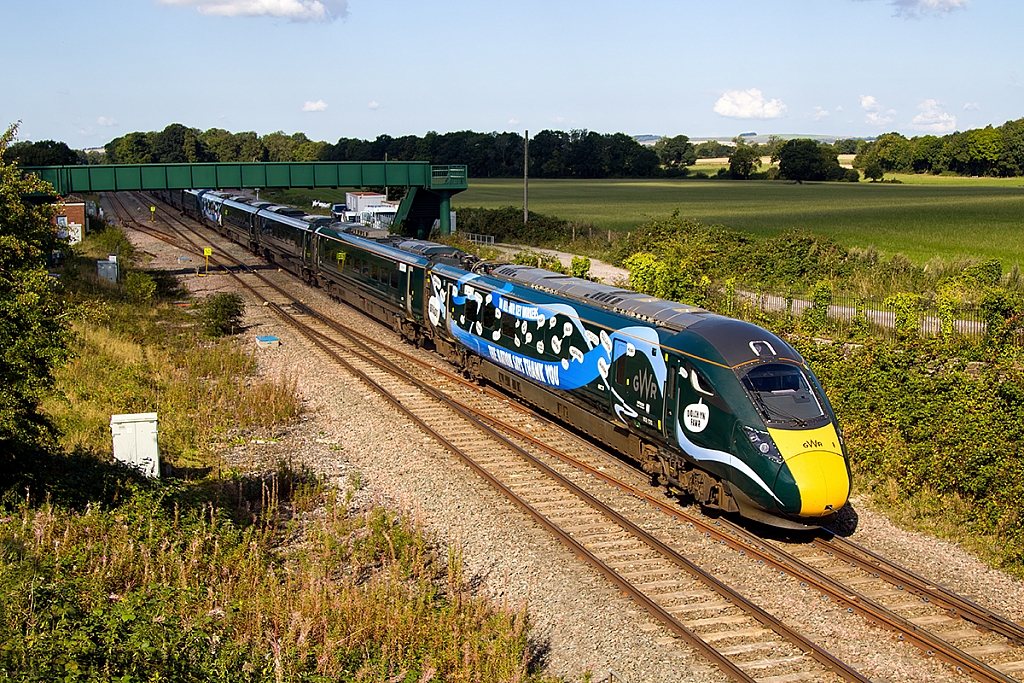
[[465, 299, 479, 321], [741, 363, 826, 426], [483, 303, 496, 328], [667, 367, 677, 399]]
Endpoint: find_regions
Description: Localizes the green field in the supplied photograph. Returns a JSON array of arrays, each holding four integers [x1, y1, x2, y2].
[[453, 178, 1024, 265]]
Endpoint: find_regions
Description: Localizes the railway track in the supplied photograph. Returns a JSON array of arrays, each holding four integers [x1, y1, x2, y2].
[[107, 191, 1024, 683]]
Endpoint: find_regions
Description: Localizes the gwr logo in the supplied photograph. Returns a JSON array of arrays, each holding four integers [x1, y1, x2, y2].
[[803, 439, 823, 449]]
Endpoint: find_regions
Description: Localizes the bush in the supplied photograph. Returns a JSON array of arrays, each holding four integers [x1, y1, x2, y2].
[[199, 292, 244, 337], [454, 206, 577, 246], [124, 271, 156, 303]]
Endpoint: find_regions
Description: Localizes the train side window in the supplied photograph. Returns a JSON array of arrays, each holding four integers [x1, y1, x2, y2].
[[390, 269, 399, 288], [380, 266, 389, 285], [465, 299, 479, 321], [482, 303, 496, 328], [361, 261, 369, 276], [370, 263, 378, 281], [501, 315, 516, 338]]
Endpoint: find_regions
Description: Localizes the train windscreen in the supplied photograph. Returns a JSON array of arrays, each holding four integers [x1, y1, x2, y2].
[[740, 363, 826, 427]]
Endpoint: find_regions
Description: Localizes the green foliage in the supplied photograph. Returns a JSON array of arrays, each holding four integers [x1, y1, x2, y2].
[[654, 134, 697, 169], [979, 287, 1023, 348], [802, 280, 833, 334], [622, 252, 710, 306], [511, 249, 566, 273], [883, 292, 922, 341], [936, 284, 959, 339], [199, 293, 244, 338], [777, 138, 843, 183], [729, 142, 762, 180], [0, 123, 76, 448], [570, 255, 591, 279], [0, 465, 549, 682], [2, 139, 78, 166], [694, 140, 732, 158], [455, 177, 1024, 266], [124, 271, 156, 303], [798, 338, 1024, 574], [455, 206, 579, 245]]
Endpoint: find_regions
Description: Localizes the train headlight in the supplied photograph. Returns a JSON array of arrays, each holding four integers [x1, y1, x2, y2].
[[742, 426, 783, 464]]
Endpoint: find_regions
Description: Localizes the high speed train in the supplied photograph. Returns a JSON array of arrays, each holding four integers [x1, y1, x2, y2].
[[157, 188, 851, 529]]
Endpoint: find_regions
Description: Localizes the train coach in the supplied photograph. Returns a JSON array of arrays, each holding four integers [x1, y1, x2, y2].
[[164, 189, 851, 529]]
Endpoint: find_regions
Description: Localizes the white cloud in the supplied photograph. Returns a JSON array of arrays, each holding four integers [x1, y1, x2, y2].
[[713, 88, 786, 119], [861, 95, 895, 126], [157, 0, 347, 23], [97, 116, 117, 127], [368, 101, 381, 110], [964, 102, 979, 111], [553, 116, 564, 123], [508, 119, 520, 125], [811, 107, 830, 121], [302, 99, 328, 112], [889, 0, 968, 18], [911, 99, 957, 133], [835, 105, 844, 112]]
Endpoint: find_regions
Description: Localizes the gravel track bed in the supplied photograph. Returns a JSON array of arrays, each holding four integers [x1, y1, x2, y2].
[[114, 199, 1024, 683]]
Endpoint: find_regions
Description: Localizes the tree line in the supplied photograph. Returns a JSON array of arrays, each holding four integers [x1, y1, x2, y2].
[[5, 118, 1024, 180], [852, 119, 1024, 177]]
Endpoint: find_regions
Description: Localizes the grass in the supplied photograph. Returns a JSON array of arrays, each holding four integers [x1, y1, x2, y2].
[[453, 178, 1024, 266], [0, 224, 554, 681]]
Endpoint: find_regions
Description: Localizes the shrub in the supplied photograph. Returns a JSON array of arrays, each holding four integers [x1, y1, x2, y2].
[[124, 271, 157, 303], [199, 292, 245, 337], [570, 255, 591, 279]]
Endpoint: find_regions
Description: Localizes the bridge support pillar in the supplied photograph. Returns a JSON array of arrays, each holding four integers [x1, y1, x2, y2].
[[438, 191, 452, 237]]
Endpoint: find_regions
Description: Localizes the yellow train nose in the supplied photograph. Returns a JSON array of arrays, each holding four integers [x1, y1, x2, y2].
[[784, 450, 850, 516]]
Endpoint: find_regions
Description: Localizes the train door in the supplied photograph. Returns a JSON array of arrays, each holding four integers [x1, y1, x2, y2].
[[663, 354, 683, 440], [609, 338, 665, 432]]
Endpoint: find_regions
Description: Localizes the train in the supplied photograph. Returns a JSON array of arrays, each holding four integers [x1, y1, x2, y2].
[[154, 187, 852, 529]]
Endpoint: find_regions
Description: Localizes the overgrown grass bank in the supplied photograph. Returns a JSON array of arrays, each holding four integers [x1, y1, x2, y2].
[[0, 226, 553, 682]]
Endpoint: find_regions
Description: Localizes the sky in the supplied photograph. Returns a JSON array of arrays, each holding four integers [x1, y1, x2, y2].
[[2, 0, 1022, 150]]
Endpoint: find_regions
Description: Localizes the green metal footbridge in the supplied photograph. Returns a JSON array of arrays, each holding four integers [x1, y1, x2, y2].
[[23, 161, 468, 237]]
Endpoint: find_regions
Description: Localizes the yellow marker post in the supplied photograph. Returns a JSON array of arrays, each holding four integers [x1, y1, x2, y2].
[[204, 247, 212, 276], [150, 206, 156, 222]]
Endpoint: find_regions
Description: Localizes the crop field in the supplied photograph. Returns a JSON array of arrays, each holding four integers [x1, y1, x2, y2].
[[453, 178, 1024, 265]]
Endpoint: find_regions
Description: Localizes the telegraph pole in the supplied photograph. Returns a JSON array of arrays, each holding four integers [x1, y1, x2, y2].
[[523, 130, 529, 226]]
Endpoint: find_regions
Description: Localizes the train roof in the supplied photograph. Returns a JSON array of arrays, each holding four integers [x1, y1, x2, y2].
[[488, 264, 708, 332], [222, 197, 259, 213], [395, 239, 465, 258], [443, 263, 801, 367], [317, 227, 430, 267], [258, 209, 312, 229]]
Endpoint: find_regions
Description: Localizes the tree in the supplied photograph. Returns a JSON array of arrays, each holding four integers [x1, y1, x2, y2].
[[0, 123, 75, 448], [3, 140, 78, 166], [863, 160, 884, 182], [729, 142, 761, 179], [694, 140, 732, 158], [654, 135, 697, 168], [115, 132, 152, 164], [777, 139, 829, 182]]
